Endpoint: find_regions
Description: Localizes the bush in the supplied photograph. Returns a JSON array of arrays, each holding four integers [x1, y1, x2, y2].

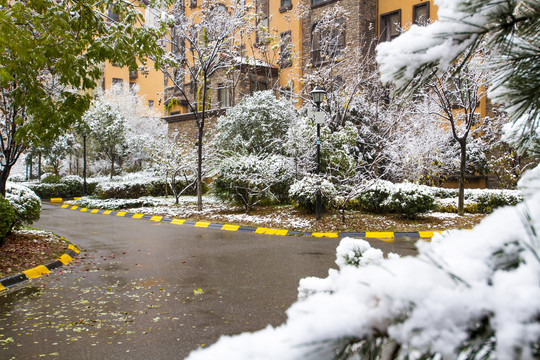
[[73, 196, 162, 210], [27, 182, 69, 199], [60, 175, 84, 196], [94, 175, 182, 199], [357, 181, 436, 218], [5, 184, 41, 228], [213, 155, 293, 212], [27, 175, 89, 198], [475, 192, 521, 213], [0, 194, 16, 244], [40, 173, 61, 184], [357, 187, 392, 214], [289, 175, 336, 213], [387, 189, 436, 219]]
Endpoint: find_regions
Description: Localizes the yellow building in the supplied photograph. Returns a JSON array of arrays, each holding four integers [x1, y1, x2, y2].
[[164, 0, 379, 120], [378, 0, 439, 41], [101, 1, 167, 116], [164, 0, 305, 117]]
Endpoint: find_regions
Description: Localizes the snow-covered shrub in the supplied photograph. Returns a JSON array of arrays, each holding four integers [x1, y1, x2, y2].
[[40, 173, 61, 184], [95, 177, 169, 199], [72, 196, 162, 210], [185, 165, 540, 360], [475, 192, 522, 214], [0, 194, 16, 243], [5, 183, 41, 228], [213, 154, 294, 212], [357, 180, 435, 218], [357, 185, 392, 214], [27, 175, 88, 198], [289, 175, 336, 213], [59, 175, 84, 197], [211, 91, 296, 211], [387, 189, 436, 219], [433, 189, 524, 214]]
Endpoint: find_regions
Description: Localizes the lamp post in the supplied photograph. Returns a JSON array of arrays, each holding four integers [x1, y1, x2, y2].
[[82, 133, 87, 196], [310, 85, 326, 220]]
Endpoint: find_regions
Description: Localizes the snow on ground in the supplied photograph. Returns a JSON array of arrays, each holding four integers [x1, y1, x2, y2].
[[127, 197, 315, 229]]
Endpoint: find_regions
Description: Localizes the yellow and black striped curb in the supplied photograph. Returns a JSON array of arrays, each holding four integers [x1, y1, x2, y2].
[[0, 239, 80, 293], [60, 203, 442, 241], [48, 197, 81, 203]]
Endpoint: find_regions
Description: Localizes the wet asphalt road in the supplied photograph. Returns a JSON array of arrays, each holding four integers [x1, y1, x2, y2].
[[0, 203, 418, 359]]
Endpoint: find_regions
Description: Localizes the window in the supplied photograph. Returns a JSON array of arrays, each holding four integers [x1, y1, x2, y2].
[[218, 84, 230, 108], [145, 7, 159, 28], [280, 0, 292, 12], [148, 100, 154, 108], [171, 26, 185, 57], [280, 31, 292, 68], [250, 79, 267, 94], [380, 10, 401, 42], [256, 0, 269, 18], [255, 0, 269, 44], [190, 0, 197, 9], [112, 78, 123, 94], [129, 82, 137, 94], [112, 78, 123, 86], [413, 2, 430, 26], [311, 19, 345, 64], [280, 86, 293, 100], [312, 0, 334, 6]]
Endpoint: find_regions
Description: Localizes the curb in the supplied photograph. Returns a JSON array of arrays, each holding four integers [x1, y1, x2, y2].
[[59, 203, 442, 241], [48, 197, 81, 203], [0, 238, 80, 293]]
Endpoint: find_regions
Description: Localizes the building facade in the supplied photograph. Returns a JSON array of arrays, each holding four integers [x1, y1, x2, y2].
[[100, 1, 167, 116]]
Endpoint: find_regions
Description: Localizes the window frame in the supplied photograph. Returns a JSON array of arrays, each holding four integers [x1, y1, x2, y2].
[[311, 0, 338, 9], [280, 0, 292, 12], [280, 31, 292, 68], [217, 84, 231, 109], [311, 18, 346, 65], [413, 2, 430, 26], [379, 9, 401, 42], [255, 0, 270, 45]]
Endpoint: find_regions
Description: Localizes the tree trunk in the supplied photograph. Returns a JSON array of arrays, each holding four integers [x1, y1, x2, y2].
[[38, 152, 42, 180], [110, 153, 115, 180], [197, 125, 203, 211], [0, 165, 11, 196], [196, 74, 208, 212], [458, 139, 467, 216]]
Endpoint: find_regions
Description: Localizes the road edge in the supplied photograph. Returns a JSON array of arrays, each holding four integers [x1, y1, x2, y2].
[[0, 237, 80, 293], [58, 202, 443, 241]]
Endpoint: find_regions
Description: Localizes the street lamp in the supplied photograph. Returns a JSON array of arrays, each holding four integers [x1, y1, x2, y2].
[[310, 85, 326, 220], [82, 132, 88, 196]]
